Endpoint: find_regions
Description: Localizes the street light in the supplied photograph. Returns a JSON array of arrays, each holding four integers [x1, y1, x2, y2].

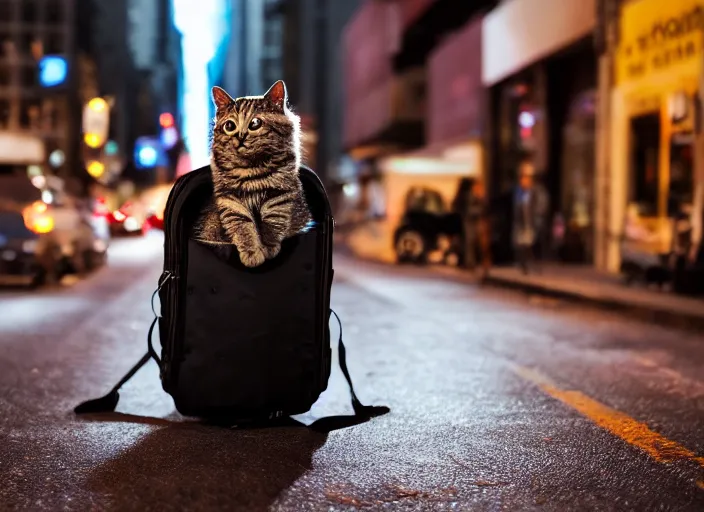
[[88, 97, 108, 112], [87, 160, 105, 178], [83, 97, 110, 149], [84, 133, 102, 148]]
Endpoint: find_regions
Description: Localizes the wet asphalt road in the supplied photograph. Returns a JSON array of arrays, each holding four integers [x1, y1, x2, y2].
[[1, 234, 703, 511]]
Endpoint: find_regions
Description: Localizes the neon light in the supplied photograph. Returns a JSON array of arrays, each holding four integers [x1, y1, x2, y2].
[[38, 56, 68, 87], [173, 0, 230, 168], [518, 111, 535, 128], [138, 146, 158, 167], [105, 140, 118, 155], [159, 112, 175, 128]]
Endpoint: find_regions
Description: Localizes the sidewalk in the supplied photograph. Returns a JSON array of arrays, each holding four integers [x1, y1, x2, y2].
[[484, 264, 704, 330], [334, 223, 704, 330]]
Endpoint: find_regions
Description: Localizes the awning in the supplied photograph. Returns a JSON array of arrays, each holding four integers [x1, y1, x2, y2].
[[379, 138, 482, 176]]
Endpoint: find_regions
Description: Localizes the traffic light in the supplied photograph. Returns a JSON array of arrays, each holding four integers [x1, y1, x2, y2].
[[87, 160, 105, 178]]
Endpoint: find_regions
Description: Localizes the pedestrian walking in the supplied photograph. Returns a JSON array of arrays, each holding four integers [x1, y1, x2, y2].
[[512, 158, 548, 275], [471, 180, 492, 279]]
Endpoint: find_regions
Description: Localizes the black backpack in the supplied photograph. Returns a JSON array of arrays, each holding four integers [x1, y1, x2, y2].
[[75, 165, 387, 425]]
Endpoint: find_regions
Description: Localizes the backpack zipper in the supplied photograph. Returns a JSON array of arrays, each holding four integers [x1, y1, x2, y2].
[[161, 169, 205, 389], [320, 215, 334, 391], [300, 168, 334, 393], [161, 166, 333, 396]]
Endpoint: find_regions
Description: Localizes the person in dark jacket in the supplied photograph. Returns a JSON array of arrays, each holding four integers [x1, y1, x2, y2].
[[513, 158, 548, 274], [472, 180, 491, 279]]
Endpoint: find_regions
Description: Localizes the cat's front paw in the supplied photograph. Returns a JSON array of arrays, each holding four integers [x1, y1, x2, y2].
[[240, 246, 267, 268], [265, 243, 282, 260]]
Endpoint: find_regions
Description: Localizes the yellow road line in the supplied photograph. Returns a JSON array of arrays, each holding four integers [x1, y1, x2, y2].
[[512, 365, 704, 468]]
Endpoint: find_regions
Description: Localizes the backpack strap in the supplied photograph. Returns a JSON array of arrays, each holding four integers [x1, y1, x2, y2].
[[74, 280, 168, 415], [74, 318, 158, 415], [330, 309, 389, 418], [75, 292, 388, 419]]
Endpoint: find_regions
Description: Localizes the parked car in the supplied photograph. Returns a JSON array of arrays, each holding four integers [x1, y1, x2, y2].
[[392, 187, 461, 264], [144, 211, 164, 232], [0, 177, 109, 287]]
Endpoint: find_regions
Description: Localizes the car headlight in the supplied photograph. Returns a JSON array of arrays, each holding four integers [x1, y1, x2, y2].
[[124, 217, 140, 231], [22, 240, 38, 253]]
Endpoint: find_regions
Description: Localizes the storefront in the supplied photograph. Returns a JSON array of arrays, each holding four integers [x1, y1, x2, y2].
[[380, 16, 485, 259], [343, 13, 485, 263], [607, 0, 704, 273], [482, 0, 597, 263]]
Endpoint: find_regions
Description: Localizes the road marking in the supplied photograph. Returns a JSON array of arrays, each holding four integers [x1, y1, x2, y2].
[[513, 365, 704, 468]]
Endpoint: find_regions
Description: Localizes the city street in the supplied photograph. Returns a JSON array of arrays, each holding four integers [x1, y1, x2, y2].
[[1, 235, 703, 511]]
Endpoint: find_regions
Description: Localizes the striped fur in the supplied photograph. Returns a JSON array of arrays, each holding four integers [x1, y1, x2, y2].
[[192, 81, 312, 267]]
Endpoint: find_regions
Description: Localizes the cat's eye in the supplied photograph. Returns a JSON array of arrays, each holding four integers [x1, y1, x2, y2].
[[223, 120, 236, 134], [248, 118, 262, 131]]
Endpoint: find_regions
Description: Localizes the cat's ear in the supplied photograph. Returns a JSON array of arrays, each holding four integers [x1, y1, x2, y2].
[[211, 86, 234, 111], [264, 80, 287, 110]]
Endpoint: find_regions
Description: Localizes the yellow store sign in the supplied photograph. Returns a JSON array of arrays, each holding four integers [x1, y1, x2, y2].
[[617, 0, 704, 85]]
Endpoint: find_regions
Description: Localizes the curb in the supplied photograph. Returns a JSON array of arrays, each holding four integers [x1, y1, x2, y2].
[[483, 274, 704, 332], [333, 238, 704, 331]]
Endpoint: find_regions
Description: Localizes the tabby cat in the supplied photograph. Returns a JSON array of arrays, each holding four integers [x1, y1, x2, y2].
[[192, 80, 312, 268]]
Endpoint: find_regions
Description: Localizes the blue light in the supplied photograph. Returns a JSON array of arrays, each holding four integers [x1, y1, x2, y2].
[[138, 146, 158, 167], [135, 137, 168, 169], [38, 56, 68, 87]]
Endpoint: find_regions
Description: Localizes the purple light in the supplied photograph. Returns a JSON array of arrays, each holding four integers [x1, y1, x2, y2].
[[518, 111, 535, 128], [160, 126, 179, 149]]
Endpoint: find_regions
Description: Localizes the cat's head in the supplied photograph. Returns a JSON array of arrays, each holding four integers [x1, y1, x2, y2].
[[209, 81, 301, 173]]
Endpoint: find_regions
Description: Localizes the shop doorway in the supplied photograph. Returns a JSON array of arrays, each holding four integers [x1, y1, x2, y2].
[[668, 131, 694, 216], [629, 113, 661, 218], [545, 40, 596, 263]]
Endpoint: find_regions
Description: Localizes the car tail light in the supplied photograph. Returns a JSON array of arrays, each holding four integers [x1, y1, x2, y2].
[[22, 201, 55, 234], [94, 201, 110, 217]]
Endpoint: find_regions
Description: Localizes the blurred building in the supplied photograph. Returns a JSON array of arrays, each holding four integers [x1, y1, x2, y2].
[[338, 0, 704, 280], [0, 0, 183, 194], [261, 0, 285, 91], [90, 0, 183, 187], [231, 0, 264, 96], [342, 0, 495, 232], [174, 0, 229, 169], [482, 0, 598, 264], [0, 0, 87, 193], [602, 0, 704, 274], [260, 0, 361, 185]]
